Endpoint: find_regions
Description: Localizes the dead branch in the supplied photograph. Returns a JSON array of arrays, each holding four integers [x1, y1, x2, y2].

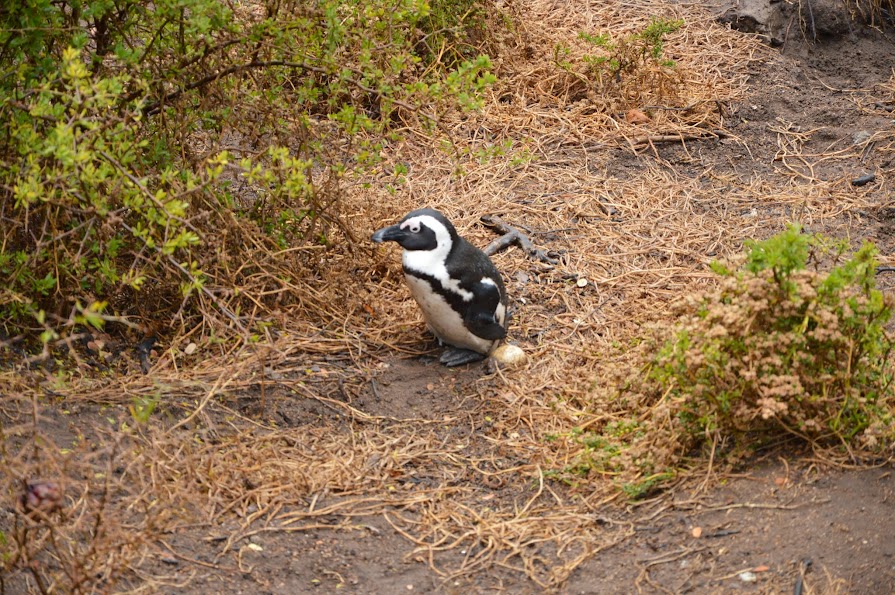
[[480, 215, 559, 264]]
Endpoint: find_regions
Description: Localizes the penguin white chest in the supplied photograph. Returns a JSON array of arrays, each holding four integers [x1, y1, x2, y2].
[[404, 275, 494, 354]]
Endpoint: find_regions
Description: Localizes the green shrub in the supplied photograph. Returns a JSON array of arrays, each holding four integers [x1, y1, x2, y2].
[[560, 227, 895, 498], [1, 48, 209, 340], [578, 17, 683, 83], [0, 0, 500, 346], [554, 17, 684, 108], [652, 225, 895, 451], [419, 0, 490, 66]]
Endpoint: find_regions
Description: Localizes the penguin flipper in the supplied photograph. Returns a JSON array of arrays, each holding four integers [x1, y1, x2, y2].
[[466, 280, 507, 341], [465, 309, 506, 341]]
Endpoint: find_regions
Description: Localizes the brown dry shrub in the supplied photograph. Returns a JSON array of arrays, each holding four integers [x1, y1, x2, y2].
[[565, 228, 895, 496], [0, 419, 179, 592]]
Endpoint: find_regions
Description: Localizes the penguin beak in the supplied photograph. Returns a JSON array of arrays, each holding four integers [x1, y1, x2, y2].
[[371, 224, 405, 244]]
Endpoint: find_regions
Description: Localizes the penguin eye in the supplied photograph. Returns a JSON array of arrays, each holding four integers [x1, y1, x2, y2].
[[408, 223, 421, 233]]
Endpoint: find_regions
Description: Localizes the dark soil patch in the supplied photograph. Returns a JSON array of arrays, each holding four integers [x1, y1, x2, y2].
[[129, 357, 895, 594], [570, 462, 895, 593]]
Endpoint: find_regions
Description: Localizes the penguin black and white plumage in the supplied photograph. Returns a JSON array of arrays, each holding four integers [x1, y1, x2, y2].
[[371, 208, 508, 366]]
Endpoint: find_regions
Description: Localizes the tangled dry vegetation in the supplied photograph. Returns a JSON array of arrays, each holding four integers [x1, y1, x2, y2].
[[3, 0, 895, 592]]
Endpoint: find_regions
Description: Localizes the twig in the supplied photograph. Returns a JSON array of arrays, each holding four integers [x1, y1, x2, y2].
[[635, 546, 711, 594], [699, 498, 830, 512], [704, 529, 741, 538], [629, 129, 730, 148], [793, 558, 813, 595], [480, 215, 558, 264]]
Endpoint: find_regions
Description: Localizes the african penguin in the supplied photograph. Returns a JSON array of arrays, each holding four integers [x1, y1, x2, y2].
[[371, 208, 508, 367]]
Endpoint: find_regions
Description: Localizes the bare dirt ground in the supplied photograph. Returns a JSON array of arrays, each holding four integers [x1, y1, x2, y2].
[[3, 1, 895, 593]]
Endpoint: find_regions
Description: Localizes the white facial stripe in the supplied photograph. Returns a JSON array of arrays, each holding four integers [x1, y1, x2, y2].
[[400, 215, 432, 235], [401, 215, 473, 301], [481, 277, 496, 286]]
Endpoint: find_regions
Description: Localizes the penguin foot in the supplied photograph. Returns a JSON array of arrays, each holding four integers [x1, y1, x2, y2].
[[439, 347, 486, 367]]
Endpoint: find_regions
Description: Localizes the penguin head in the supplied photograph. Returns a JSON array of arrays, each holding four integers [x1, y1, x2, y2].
[[371, 208, 457, 252]]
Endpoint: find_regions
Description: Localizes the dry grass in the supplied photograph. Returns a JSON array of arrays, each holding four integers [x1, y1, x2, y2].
[[2, 0, 892, 591]]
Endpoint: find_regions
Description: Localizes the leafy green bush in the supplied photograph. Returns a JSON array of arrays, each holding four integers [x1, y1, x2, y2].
[[649, 226, 895, 456], [578, 17, 683, 83], [0, 0, 500, 347], [1, 49, 210, 340]]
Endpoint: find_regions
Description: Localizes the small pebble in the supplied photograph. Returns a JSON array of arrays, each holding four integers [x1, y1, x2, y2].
[[851, 172, 876, 186], [852, 130, 872, 145]]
